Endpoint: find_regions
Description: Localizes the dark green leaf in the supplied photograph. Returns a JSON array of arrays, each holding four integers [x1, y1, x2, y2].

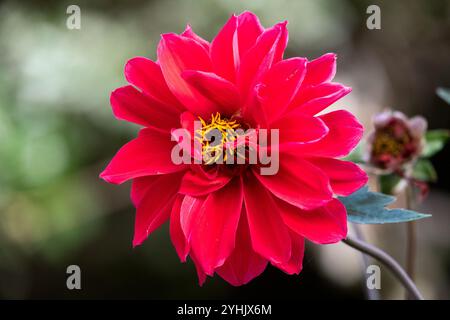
[[339, 186, 431, 224], [437, 87, 450, 105], [421, 129, 450, 158], [379, 173, 402, 195], [412, 159, 437, 182]]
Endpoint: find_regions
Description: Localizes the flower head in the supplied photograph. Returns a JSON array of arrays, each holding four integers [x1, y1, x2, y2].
[[365, 111, 427, 172], [100, 12, 367, 286]]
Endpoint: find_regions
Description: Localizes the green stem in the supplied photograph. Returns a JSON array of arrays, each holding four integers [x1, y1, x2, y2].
[[352, 224, 380, 300]]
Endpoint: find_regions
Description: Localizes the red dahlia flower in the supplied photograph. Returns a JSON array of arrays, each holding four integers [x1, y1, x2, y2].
[[100, 12, 368, 286]]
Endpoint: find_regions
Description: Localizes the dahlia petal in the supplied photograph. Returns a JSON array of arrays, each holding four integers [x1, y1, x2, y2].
[[241, 86, 267, 127], [124, 57, 182, 109], [110, 85, 180, 130], [169, 195, 189, 262], [302, 53, 337, 86], [243, 172, 291, 264], [273, 21, 288, 63], [292, 110, 364, 158], [182, 70, 240, 116], [179, 166, 232, 197], [131, 175, 157, 207], [179, 111, 197, 136], [177, 111, 203, 162], [254, 154, 333, 210], [99, 128, 187, 184], [157, 33, 216, 118], [258, 58, 307, 121], [181, 25, 210, 52], [308, 158, 368, 196], [289, 83, 352, 116], [236, 11, 264, 59], [190, 178, 244, 275], [238, 23, 284, 100], [180, 195, 205, 242], [216, 210, 268, 286], [272, 231, 305, 275], [274, 112, 329, 145], [132, 173, 182, 247], [279, 198, 348, 244], [210, 15, 238, 82], [190, 251, 208, 286]]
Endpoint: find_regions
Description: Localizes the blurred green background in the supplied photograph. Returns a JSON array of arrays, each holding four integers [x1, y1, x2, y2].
[[0, 0, 449, 299]]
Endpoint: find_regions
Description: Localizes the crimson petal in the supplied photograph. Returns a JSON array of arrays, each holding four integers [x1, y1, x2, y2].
[[302, 53, 337, 86], [182, 70, 240, 116], [289, 82, 352, 116], [258, 58, 307, 121], [272, 231, 305, 275], [210, 15, 239, 83], [216, 209, 268, 286], [99, 128, 187, 184], [238, 23, 286, 101], [307, 157, 368, 196], [181, 25, 210, 52], [243, 172, 291, 264], [170, 195, 190, 262], [179, 166, 232, 197], [236, 11, 264, 59], [124, 57, 183, 109], [110, 85, 180, 130], [157, 33, 216, 118], [190, 178, 244, 275], [292, 110, 364, 158], [253, 153, 333, 210], [279, 198, 348, 244], [132, 173, 183, 247], [274, 112, 329, 145]]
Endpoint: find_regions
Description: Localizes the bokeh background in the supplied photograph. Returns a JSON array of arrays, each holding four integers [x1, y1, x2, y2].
[[0, 0, 449, 299]]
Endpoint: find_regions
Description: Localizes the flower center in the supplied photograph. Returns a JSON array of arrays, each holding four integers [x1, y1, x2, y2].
[[371, 119, 417, 169], [196, 113, 243, 165], [373, 132, 404, 157]]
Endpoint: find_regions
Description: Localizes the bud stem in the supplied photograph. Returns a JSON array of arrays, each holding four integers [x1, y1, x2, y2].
[[342, 235, 424, 300]]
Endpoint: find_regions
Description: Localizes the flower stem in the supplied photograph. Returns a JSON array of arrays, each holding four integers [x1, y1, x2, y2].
[[342, 235, 424, 300], [352, 224, 380, 300]]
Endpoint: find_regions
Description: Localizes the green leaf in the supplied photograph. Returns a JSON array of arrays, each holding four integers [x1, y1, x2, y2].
[[339, 186, 431, 224], [412, 159, 437, 182], [379, 173, 402, 195], [437, 87, 450, 105], [421, 129, 450, 158]]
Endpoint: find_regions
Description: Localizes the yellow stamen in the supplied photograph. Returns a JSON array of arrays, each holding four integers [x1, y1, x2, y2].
[[373, 133, 402, 156], [196, 112, 241, 164]]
